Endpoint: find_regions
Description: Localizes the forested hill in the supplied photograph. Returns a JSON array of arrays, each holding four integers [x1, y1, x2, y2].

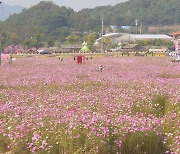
[[1, 0, 180, 44], [2, 2, 74, 37], [81, 0, 180, 26]]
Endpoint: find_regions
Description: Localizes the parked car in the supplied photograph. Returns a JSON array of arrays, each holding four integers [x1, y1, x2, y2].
[[40, 50, 51, 54], [168, 46, 175, 52]]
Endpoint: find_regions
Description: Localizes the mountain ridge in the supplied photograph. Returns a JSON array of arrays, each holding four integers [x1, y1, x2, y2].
[[0, 0, 179, 46], [0, 3, 24, 21]]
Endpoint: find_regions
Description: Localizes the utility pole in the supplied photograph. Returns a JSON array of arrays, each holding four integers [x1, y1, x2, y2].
[[135, 19, 138, 34], [129, 34, 130, 51], [101, 16, 104, 53], [139, 22, 142, 34], [0, 1, 2, 66]]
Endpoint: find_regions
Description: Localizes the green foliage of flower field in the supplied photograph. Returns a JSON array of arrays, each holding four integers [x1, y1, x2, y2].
[[0, 57, 179, 154]]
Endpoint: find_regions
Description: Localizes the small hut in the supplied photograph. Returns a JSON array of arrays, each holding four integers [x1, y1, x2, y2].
[[79, 42, 90, 53]]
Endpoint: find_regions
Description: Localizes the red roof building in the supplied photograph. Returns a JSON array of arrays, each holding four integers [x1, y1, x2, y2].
[[170, 32, 180, 38]]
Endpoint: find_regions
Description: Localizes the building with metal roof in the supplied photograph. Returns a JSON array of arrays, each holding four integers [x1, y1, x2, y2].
[[96, 33, 126, 42], [115, 34, 173, 43], [130, 34, 172, 40]]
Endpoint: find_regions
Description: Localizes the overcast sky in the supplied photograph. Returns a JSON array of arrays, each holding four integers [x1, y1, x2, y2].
[[2, 0, 127, 11]]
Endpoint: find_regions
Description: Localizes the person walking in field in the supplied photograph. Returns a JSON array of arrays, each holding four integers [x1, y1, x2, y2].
[[9, 55, 12, 65], [99, 65, 103, 72]]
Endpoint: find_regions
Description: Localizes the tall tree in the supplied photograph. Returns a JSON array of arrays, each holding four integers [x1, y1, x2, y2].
[[65, 35, 79, 44], [84, 33, 96, 49], [31, 34, 44, 49]]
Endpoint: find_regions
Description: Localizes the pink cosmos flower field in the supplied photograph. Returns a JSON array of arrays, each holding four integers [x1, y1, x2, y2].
[[0, 56, 179, 154]]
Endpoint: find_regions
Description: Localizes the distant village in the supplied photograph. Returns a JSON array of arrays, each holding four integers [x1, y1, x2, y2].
[[3, 31, 180, 55]]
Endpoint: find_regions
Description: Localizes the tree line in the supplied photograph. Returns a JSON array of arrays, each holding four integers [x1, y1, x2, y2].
[[0, 0, 179, 48]]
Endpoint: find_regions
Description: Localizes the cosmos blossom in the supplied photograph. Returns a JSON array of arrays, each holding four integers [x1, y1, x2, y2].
[[0, 56, 179, 153]]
